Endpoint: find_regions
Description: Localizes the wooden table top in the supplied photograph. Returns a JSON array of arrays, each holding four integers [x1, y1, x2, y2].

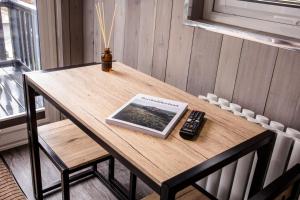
[[26, 62, 264, 185]]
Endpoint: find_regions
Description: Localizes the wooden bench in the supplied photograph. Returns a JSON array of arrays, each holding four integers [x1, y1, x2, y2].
[[38, 120, 109, 170], [38, 120, 112, 200]]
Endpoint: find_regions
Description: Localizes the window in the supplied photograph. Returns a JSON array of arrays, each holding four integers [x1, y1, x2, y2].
[[203, 0, 300, 39], [0, 0, 43, 126]]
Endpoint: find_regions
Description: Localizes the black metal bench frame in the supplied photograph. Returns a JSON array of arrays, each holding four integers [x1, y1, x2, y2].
[[34, 121, 137, 200]]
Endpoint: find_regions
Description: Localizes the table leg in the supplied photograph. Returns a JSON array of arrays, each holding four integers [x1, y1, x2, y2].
[[24, 79, 43, 200], [129, 172, 137, 200], [160, 185, 175, 200], [61, 170, 70, 200]]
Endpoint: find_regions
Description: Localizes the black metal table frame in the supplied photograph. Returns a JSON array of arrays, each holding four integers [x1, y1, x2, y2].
[[23, 64, 276, 200]]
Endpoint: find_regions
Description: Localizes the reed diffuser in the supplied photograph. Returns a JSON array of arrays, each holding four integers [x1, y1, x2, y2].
[[95, 2, 117, 72]]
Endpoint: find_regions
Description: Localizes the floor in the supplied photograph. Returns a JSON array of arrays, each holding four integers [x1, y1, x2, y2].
[[2, 145, 152, 200], [0, 65, 43, 119]]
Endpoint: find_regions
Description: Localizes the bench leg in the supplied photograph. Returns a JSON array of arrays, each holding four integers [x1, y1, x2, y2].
[[109, 157, 115, 182], [61, 171, 70, 200], [129, 172, 137, 200]]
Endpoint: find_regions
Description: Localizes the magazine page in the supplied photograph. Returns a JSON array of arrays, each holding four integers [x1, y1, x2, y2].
[[106, 94, 188, 138]]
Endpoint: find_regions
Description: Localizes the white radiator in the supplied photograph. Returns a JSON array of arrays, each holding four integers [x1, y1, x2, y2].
[[198, 93, 300, 200]]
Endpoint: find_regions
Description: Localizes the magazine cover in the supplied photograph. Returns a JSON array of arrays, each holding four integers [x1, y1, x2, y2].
[[105, 94, 188, 138]]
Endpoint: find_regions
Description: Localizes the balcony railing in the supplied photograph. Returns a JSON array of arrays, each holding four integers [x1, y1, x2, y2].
[[0, 0, 44, 128], [0, 0, 40, 70]]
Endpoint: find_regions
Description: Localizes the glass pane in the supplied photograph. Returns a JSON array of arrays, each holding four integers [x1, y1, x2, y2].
[[215, 0, 300, 25], [240, 0, 300, 8]]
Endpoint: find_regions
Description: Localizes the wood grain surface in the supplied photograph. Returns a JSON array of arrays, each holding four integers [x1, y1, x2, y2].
[[187, 28, 222, 96], [26, 62, 264, 185], [38, 120, 109, 169], [69, 0, 83, 65], [137, 0, 157, 75], [165, 0, 194, 90], [123, 0, 141, 68], [83, 0, 95, 63], [114, 0, 126, 62], [214, 36, 243, 101], [151, 0, 173, 81], [264, 49, 300, 130], [232, 41, 278, 114]]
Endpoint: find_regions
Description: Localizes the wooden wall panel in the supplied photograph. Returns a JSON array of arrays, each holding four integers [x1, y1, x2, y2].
[[137, 0, 157, 74], [36, 0, 58, 69], [42, 0, 84, 68], [214, 36, 243, 101], [55, 0, 71, 67], [187, 29, 223, 96], [165, 0, 194, 90], [82, 0, 300, 130], [151, 0, 173, 81], [83, 0, 94, 63], [69, 0, 83, 65], [264, 49, 300, 130], [232, 41, 278, 114], [94, 0, 102, 62], [123, 0, 141, 68], [37, 0, 62, 122], [114, 0, 126, 62]]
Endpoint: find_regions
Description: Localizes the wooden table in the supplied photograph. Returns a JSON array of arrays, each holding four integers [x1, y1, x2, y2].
[[24, 62, 275, 200]]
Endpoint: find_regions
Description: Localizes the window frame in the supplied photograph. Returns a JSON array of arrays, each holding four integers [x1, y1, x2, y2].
[[203, 0, 300, 40], [183, 0, 300, 51]]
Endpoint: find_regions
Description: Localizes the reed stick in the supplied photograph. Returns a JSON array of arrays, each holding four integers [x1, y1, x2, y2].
[[95, 3, 107, 47], [107, 4, 117, 47], [95, 1, 117, 49], [101, 2, 107, 48]]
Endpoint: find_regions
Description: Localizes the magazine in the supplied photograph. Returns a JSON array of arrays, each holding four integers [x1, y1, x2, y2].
[[106, 94, 188, 138]]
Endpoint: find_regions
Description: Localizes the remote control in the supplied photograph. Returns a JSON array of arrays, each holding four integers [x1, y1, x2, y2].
[[180, 110, 205, 140]]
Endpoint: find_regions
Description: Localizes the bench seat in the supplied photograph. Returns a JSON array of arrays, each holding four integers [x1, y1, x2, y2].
[[38, 120, 109, 170]]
